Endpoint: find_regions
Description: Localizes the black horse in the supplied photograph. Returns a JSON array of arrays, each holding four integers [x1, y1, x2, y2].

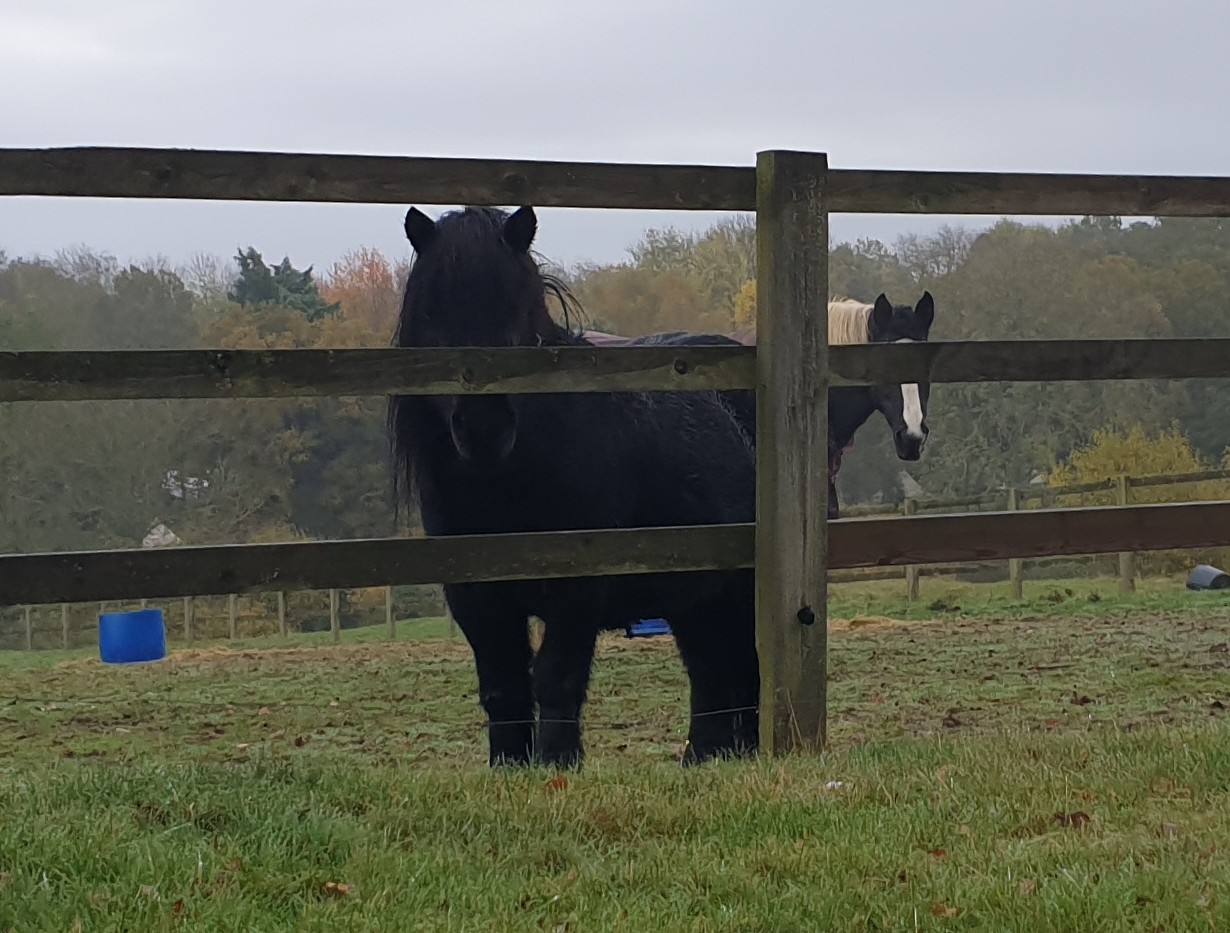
[[390, 205, 758, 769]]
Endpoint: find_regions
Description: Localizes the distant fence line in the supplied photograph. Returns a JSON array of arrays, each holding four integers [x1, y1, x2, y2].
[[5, 467, 1228, 651], [836, 467, 1230, 599], [0, 586, 455, 652]]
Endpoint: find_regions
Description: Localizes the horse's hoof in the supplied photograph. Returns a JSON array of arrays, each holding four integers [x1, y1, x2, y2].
[[535, 748, 584, 771]]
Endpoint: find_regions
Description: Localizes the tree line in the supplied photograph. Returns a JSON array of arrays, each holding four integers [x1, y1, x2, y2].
[[3, 213, 1230, 557]]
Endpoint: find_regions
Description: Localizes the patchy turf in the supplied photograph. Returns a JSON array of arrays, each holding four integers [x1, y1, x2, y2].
[[4, 587, 1230, 929]]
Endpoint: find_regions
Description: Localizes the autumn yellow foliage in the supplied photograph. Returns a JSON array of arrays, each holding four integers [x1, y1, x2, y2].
[[1046, 424, 1230, 573], [733, 279, 756, 330]]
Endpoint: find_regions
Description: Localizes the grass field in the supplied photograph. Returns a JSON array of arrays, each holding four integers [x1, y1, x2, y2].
[[3, 576, 1230, 930]]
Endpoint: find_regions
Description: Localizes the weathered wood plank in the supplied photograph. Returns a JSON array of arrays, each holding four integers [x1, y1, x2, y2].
[[829, 338, 1230, 387], [832, 169, 1230, 217], [1116, 475, 1137, 594], [833, 501, 1230, 568], [1128, 468, 1230, 489], [0, 525, 756, 606], [9, 338, 1230, 403], [0, 147, 753, 210], [754, 150, 829, 755], [0, 346, 754, 401], [7, 501, 1230, 607], [1006, 487, 1024, 599], [4, 148, 1230, 217]]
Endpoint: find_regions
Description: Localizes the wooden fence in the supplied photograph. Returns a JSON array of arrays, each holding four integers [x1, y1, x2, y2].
[[4, 146, 1230, 754], [838, 467, 1230, 597], [1, 587, 457, 652]]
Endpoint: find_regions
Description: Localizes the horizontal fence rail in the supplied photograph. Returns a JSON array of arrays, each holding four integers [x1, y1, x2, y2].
[[6, 501, 1230, 606], [4, 148, 1230, 217], [8, 339, 1230, 401], [0, 346, 753, 401]]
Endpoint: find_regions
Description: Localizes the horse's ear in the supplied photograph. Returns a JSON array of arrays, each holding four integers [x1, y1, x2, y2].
[[404, 208, 437, 254], [870, 293, 893, 334], [915, 291, 935, 330], [502, 206, 538, 254]]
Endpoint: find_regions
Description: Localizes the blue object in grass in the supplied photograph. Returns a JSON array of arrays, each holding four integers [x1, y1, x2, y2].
[[98, 608, 167, 664], [626, 618, 672, 638], [1187, 564, 1230, 591]]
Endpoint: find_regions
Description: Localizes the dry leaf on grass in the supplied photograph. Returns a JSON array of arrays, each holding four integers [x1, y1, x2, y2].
[[928, 848, 947, 860], [930, 901, 960, 918], [323, 881, 353, 898], [546, 774, 569, 792], [1018, 878, 1037, 896], [1054, 811, 1092, 829]]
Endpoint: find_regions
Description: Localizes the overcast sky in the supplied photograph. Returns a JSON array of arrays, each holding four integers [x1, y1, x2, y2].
[[2, 0, 1227, 276]]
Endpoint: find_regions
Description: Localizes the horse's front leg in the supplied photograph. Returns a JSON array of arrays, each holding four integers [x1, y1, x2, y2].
[[531, 617, 599, 770], [445, 582, 534, 767]]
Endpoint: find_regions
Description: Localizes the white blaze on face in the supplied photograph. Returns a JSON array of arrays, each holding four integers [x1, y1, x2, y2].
[[895, 339, 925, 440]]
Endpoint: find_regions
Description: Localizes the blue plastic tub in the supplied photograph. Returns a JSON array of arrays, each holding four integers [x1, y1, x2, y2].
[[626, 618, 672, 638], [98, 608, 167, 664]]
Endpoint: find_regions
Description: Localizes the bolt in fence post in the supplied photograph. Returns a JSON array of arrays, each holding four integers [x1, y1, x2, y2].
[[1007, 486, 1024, 600], [1117, 474, 1136, 594], [903, 498, 920, 601]]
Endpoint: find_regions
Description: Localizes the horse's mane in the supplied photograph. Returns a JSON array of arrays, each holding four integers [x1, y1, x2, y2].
[[541, 270, 588, 339], [826, 298, 873, 346], [725, 299, 872, 347]]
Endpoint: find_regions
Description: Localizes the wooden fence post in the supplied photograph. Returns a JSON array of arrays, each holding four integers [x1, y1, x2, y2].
[[228, 594, 238, 640], [903, 499, 920, 601], [183, 596, 194, 644], [24, 606, 33, 651], [1007, 487, 1024, 599], [1117, 474, 1136, 593], [385, 586, 395, 640], [754, 149, 830, 755], [278, 591, 288, 637], [329, 589, 340, 644], [61, 604, 69, 650]]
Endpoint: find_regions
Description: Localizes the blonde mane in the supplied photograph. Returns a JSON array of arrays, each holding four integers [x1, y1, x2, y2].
[[827, 298, 873, 346]]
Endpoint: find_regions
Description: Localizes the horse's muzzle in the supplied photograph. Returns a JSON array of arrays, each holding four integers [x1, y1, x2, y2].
[[449, 396, 518, 463]]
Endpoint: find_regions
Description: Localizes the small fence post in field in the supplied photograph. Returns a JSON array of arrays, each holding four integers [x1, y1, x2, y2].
[[140, 598, 148, 610], [228, 593, 238, 640], [61, 604, 69, 650], [183, 596, 195, 644], [1117, 474, 1136, 593], [385, 586, 395, 640], [24, 606, 33, 651], [329, 589, 340, 644], [1006, 486, 1024, 599], [277, 591, 288, 637], [754, 149, 830, 755], [902, 498, 920, 601]]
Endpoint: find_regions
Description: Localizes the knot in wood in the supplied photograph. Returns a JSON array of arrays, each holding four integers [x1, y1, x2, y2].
[[502, 173, 528, 197], [673, 359, 690, 375]]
